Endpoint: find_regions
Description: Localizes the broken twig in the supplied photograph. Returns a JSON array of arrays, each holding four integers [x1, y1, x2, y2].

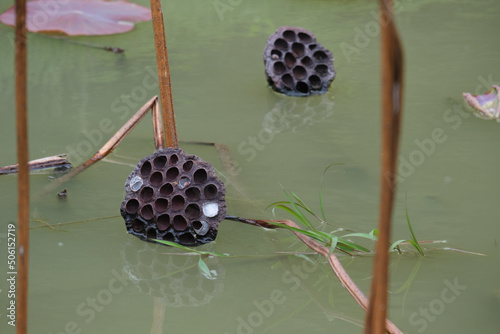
[[0, 154, 71, 175]]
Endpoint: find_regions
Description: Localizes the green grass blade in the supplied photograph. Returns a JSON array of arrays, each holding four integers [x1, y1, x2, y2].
[[266, 201, 317, 218], [267, 221, 329, 243], [336, 236, 371, 253], [282, 188, 313, 229], [319, 163, 344, 221], [328, 236, 338, 256], [342, 231, 378, 242], [153, 239, 229, 257], [271, 204, 310, 228], [389, 239, 407, 252], [405, 194, 425, 256]]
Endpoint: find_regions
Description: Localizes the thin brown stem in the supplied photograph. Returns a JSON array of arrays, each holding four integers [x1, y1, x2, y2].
[[152, 99, 164, 150], [365, 0, 405, 333], [150, 0, 178, 148], [15, 0, 29, 333]]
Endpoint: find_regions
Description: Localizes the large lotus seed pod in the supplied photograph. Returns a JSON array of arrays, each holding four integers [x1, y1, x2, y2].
[[120, 148, 226, 246], [263, 26, 335, 96]]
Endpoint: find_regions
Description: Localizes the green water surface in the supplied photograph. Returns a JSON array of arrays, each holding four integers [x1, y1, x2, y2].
[[0, 0, 499, 333]]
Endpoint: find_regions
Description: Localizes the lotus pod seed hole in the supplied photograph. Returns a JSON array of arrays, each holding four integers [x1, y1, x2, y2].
[[281, 74, 294, 89], [157, 214, 170, 231], [163, 232, 175, 241], [169, 154, 179, 165], [125, 199, 140, 214], [308, 44, 317, 50], [185, 204, 201, 219], [139, 187, 154, 202], [313, 50, 328, 61], [296, 81, 309, 94], [132, 219, 145, 232], [140, 161, 152, 177], [154, 198, 169, 212], [193, 220, 209, 235], [141, 204, 154, 220], [301, 56, 313, 68], [166, 167, 179, 181], [273, 62, 286, 75], [173, 215, 188, 231], [130, 176, 143, 192], [185, 187, 201, 201], [179, 233, 196, 246], [274, 38, 288, 50], [291, 42, 305, 57], [298, 32, 312, 43], [194, 169, 208, 184], [202, 202, 219, 218], [283, 30, 296, 41], [150, 171, 163, 187], [284, 52, 296, 68], [153, 156, 167, 169], [204, 184, 218, 199], [178, 177, 190, 189], [160, 183, 173, 196], [183, 161, 193, 172], [172, 195, 185, 211], [270, 50, 282, 59], [293, 66, 307, 80], [315, 64, 329, 76], [309, 75, 322, 90], [146, 228, 157, 240]]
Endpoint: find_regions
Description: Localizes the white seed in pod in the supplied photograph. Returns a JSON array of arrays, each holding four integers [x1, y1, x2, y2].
[[202, 202, 219, 218], [130, 176, 143, 192]]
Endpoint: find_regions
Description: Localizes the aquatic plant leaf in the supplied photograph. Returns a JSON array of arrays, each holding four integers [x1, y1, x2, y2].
[[198, 257, 212, 278], [0, 0, 151, 36]]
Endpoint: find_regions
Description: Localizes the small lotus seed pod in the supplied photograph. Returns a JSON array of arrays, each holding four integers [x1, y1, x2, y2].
[[264, 26, 335, 96]]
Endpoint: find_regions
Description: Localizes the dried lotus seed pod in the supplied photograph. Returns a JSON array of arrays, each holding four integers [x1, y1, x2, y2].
[[120, 148, 226, 246], [264, 26, 336, 96]]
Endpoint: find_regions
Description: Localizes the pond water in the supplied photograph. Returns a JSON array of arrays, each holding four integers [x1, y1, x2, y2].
[[1, 0, 499, 333]]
